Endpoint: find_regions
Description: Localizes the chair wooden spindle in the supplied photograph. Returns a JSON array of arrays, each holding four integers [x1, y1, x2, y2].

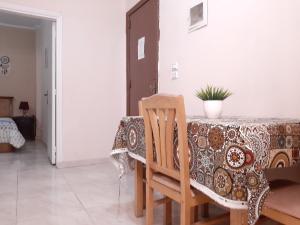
[[165, 109, 175, 170], [148, 109, 161, 166], [158, 109, 167, 168]]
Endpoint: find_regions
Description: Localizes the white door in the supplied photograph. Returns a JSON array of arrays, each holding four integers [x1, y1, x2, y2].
[[41, 21, 56, 164], [49, 22, 56, 164]]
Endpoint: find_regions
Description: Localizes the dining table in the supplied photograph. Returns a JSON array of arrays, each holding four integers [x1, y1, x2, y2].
[[111, 116, 300, 225]]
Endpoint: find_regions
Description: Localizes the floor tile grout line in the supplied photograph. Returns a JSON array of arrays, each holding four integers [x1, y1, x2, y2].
[[61, 171, 97, 225]]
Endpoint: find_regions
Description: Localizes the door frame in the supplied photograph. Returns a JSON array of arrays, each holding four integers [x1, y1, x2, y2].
[[0, 2, 63, 165], [126, 0, 159, 116]]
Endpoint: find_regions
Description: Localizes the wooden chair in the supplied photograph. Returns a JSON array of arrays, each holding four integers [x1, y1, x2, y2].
[[262, 183, 300, 225], [261, 166, 300, 224], [140, 94, 228, 225]]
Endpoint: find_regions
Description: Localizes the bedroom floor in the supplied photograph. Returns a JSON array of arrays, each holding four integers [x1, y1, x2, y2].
[[0, 141, 277, 225]]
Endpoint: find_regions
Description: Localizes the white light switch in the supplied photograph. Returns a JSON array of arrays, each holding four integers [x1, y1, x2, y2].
[[171, 62, 179, 80]]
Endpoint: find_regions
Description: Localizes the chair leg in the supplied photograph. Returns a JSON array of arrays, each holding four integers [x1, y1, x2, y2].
[[191, 206, 199, 223], [146, 184, 154, 225], [164, 199, 172, 225], [180, 203, 190, 225]]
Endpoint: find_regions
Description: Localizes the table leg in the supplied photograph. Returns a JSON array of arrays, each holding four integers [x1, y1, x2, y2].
[[135, 160, 144, 217], [230, 209, 248, 225], [143, 182, 146, 209], [164, 200, 172, 225], [200, 203, 209, 218]]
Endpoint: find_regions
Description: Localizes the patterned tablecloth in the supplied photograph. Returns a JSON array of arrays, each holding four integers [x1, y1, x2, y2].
[[111, 116, 300, 225]]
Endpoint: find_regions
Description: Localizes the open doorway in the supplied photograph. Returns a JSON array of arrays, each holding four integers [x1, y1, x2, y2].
[[0, 6, 61, 165]]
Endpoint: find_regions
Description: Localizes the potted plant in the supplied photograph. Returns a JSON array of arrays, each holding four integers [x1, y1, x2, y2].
[[196, 85, 232, 119]]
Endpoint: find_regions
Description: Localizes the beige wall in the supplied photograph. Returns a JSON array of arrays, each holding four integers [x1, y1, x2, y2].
[[126, 0, 138, 10], [158, 0, 300, 118], [1, 0, 127, 164], [4, 0, 299, 165], [0, 25, 36, 116], [126, 0, 300, 118]]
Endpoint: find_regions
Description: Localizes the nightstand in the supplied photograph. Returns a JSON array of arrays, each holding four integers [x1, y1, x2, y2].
[[12, 116, 36, 140]]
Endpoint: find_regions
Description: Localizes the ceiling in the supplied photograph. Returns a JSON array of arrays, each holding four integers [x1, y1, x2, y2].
[[0, 10, 43, 30]]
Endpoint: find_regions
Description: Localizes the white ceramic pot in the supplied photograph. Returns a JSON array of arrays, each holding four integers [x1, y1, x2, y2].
[[203, 100, 223, 119]]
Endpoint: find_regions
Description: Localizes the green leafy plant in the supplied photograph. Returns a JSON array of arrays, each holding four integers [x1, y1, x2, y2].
[[196, 85, 232, 101]]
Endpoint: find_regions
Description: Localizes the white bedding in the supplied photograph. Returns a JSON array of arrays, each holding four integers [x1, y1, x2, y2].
[[0, 118, 25, 148]]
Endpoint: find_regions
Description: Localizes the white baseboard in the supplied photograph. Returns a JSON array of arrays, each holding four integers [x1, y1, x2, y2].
[[56, 157, 109, 169]]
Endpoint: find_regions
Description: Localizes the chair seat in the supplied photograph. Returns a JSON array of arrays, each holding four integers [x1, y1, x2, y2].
[[152, 173, 200, 197], [264, 184, 300, 219]]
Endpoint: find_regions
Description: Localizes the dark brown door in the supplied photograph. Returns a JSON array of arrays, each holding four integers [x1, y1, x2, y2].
[[127, 0, 159, 116]]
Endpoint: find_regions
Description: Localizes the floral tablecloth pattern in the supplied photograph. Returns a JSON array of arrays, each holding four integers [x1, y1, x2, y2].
[[111, 116, 300, 225]]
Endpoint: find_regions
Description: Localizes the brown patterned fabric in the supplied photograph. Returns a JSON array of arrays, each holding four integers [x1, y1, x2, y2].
[[111, 116, 300, 225]]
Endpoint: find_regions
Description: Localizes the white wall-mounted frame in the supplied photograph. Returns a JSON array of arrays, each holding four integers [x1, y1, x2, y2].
[[188, 0, 208, 32], [0, 2, 63, 165]]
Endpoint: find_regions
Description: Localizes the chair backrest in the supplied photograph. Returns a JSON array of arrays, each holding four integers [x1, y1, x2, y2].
[[140, 94, 191, 193]]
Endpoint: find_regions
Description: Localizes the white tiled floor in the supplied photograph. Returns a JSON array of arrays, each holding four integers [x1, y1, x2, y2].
[[0, 141, 155, 225], [0, 141, 276, 225]]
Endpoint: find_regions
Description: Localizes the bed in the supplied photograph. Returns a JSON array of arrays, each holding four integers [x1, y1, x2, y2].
[[0, 97, 25, 153]]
